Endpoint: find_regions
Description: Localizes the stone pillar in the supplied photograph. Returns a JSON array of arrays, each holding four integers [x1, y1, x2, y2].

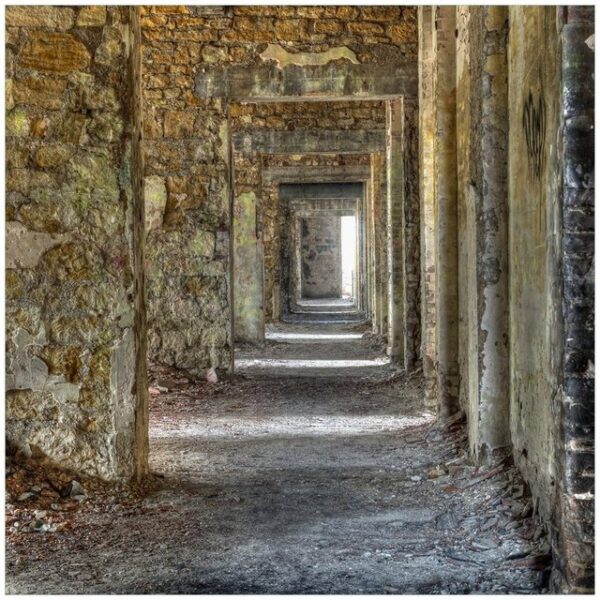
[[233, 188, 265, 344], [433, 7, 460, 416], [474, 7, 511, 462], [552, 6, 595, 593], [418, 7, 437, 408], [129, 6, 149, 480], [370, 153, 385, 334], [403, 100, 421, 371], [386, 98, 405, 365], [365, 177, 374, 323]]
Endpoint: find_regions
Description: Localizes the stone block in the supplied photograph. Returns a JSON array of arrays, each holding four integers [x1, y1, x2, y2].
[[6, 222, 67, 269], [34, 145, 73, 168], [95, 27, 124, 65], [6, 6, 75, 30], [36, 346, 83, 383], [347, 21, 385, 36], [6, 389, 59, 422], [163, 110, 196, 138], [13, 76, 68, 109], [141, 15, 169, 28], [152, 6, 190, 14], [190, 230, 215, 258], [314, 20, 344, 35], [19, 32, 91, 73], [144, 176, 167, 231], [6, 107, 30, 137], [76, 6, 107, 27], [336, 6, 360, 20], [201, 45, 228, 64], [6, 78, 14, 111], [274, 19, 308, 40]]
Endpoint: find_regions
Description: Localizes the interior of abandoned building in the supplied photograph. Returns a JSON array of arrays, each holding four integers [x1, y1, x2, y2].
[[5, 4, 595, 594]]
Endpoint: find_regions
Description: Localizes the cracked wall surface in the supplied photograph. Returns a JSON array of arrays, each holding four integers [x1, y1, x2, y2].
[[508, 3, 563, 544], [6, 6, 145, 479]]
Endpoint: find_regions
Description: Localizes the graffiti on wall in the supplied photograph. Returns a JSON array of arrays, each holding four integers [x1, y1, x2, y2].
[[522, 90, 546, 179]]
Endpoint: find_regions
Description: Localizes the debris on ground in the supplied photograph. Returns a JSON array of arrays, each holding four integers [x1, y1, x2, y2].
[[6, 324, 551, 594]]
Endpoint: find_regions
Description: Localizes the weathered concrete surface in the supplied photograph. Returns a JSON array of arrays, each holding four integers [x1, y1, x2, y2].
[[433, 7, 460, 416], [233, 191, 265, 345], [196, 62, 417, 102], [508, 3, 563, 544], [456, 7, 511, 464], [418, 7, 437, 408], [6, 6, 146, 479]]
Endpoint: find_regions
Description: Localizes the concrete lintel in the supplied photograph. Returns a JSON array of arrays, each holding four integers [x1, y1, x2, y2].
[[263, 163, 372, 185], [279, 181, 363, 201], [195, 62, 417, 101], [290, 197, 359, 214], [233, 129, 386, 155]]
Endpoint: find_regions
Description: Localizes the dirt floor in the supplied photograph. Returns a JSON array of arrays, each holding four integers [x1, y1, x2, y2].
[[6, 323, 551, 593]]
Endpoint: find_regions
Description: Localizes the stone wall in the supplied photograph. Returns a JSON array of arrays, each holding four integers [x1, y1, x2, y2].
[[141, 4, 417, 374], [6, 6, 146, 479]]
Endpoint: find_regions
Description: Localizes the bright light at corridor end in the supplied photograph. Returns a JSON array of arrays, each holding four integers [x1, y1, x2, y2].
[[341, 215, 356, 297]]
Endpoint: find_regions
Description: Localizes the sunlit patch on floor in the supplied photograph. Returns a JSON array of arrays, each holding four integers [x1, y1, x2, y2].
[[265, 331, 364, 342], [150, 413, 435, 439], [235, 357, 391, 369]]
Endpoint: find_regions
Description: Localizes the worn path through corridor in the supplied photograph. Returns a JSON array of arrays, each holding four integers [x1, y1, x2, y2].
[[6, 323, 550, 593]]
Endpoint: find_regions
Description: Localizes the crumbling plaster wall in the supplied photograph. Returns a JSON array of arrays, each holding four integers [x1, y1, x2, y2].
[[141, 4, 418, 375], [456, 7, 511, 464], [423, 5, 594, 592], [417, 7, 436, 408], [6, 6, 147, 479], [507, 4, 563, 536], [508, 7, 595, 592]]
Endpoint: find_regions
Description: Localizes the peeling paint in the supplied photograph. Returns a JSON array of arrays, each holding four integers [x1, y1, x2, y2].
[[6, 222, 67, 269], [259, 44, 359, 68]]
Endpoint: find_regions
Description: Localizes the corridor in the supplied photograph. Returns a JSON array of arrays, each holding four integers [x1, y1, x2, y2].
[[5, 4, 594, 593], [8, 324, 549, 593]]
